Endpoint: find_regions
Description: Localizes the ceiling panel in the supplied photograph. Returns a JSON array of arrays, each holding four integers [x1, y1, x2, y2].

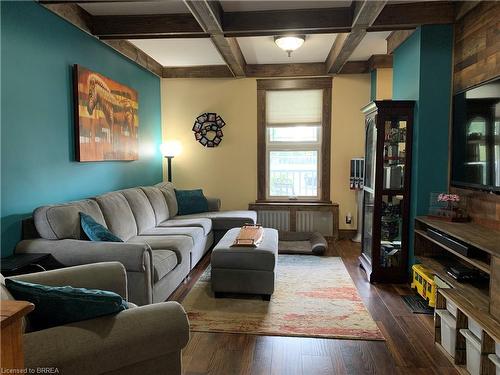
[[129, 39, 226, 67], [222, 1, 352, 12], [349, 31, 391, 61], [79, 1, 189, 16], [238, 34, 337, 64]]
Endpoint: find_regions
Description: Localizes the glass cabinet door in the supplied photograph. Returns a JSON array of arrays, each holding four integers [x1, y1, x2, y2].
[[362, 115, 377, 261], [379, 117, 407, 268], [382, 118, 407, 191], [362, 191, 375, 261], [380, 195, 403, 267], [364, 116, 377, 190]]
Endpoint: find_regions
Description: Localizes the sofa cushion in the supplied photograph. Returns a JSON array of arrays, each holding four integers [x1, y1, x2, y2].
[[174, 210, 257, 231], [158, 218, 212, 235], [140, 226, 206, 245], [34, 200, 106, 240], [80, 213, 123, 242], [141, 186, 169, 223], [155, 182, 178, 217], [5, 278, 128, 331], [120, 188, 156, 234], [127, 235, 192, 265], [207, 211, 257, 230], [175, 189, 209, 215], [95, 192, 138, 241], [152, 250, 178, 282]]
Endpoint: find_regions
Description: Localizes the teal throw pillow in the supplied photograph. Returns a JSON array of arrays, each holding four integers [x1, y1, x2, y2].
[[5, 278, 128, 331], [80, 212, 122, 242], [175, 189, 209, 215]]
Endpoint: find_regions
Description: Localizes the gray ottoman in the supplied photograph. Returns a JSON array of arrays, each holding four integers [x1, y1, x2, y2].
[[211, 227, 278, 300]]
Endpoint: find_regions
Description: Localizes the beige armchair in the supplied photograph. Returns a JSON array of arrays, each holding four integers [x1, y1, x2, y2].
[[0, 262, 190, 375]]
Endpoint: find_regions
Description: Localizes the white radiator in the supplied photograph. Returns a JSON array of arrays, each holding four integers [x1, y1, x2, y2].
[[297, 211, 334, 236], [257, 210, 290, 231], [256, 210, 333, 236]]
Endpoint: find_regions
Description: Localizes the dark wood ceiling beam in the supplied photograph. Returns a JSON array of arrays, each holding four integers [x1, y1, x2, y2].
[[92, 14, 205, 39], [338, 61, 369, 74], [325, 1, 387, 75], [183, 0, 246, 77], [222, 7, 352, 36], [43, 3, 93, 33], [162, 56, 385, 78], [246, 63, 327, 78], [386, 30, 416, 54], [325, 32, 364, 74], [40, 0, 145, 3], [73, 2, 457, 40], [163, 65, 232, 78], [223, 3, 454, 37], [41, 3, 163, 76], [369, 1, 455, 31], [368, 54, 393, 71]]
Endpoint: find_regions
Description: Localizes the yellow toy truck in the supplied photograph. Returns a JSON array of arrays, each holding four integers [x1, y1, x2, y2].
[[411, 264, 437, 307]]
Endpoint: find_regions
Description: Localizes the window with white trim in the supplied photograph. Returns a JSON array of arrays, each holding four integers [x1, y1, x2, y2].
[[266, 89, 323, 200]]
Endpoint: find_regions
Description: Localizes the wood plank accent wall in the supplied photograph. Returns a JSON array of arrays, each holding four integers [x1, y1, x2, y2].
[[450, 2, 500, 231], [450, 187, 500, 231], [453, 1, 500, 93]]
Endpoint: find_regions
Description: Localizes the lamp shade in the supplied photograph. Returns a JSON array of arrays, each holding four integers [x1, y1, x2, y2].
[[160, 141, 182, 157]]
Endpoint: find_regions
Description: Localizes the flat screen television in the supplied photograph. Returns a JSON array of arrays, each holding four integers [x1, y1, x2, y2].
[[451, 77, 500, 193]]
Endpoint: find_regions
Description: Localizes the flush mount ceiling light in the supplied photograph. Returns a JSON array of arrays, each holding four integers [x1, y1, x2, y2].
[[274, 35, 305, 57]]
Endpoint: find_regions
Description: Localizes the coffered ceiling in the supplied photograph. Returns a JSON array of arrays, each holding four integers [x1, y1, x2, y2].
[[79, 1, 190, 15], [220, 1, 352, 12], [130, 38, 226, 66], [238, 34, 338, 65], [40, 0, 464, 78], [350, 31, 391, 61]]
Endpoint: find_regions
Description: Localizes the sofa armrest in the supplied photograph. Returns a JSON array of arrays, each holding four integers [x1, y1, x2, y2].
[[9, 262, 128, 299], [206, 197, 221, 212], [16, 239, 152, 273], [24, 302, 189, 374]]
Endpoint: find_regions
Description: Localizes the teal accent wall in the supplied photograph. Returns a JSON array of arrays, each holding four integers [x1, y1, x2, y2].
[[392, 29, 421, 100], [370, 70, 377, 101], [1, 2, 162, 256], [392, 25, 453, 265]]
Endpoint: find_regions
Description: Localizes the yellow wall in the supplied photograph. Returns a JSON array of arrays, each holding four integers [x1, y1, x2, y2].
[[161, 78, 257, 210], [376, 68, 393, 100], [161, 75, 370, 229], [331, 75, 371, 230]]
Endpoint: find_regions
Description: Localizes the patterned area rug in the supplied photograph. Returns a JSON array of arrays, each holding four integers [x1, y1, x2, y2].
[[181, 255, 384, 340]]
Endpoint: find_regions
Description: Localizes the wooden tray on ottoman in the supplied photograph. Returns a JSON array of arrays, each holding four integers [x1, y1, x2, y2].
[[231, 224, 263, 247]]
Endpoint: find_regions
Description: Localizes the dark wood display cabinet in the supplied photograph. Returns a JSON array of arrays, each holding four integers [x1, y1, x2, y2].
[[359, 100, 415, 283]]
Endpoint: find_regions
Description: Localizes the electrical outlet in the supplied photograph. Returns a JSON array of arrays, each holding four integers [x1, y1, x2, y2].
[[346, 213, 352, 224]]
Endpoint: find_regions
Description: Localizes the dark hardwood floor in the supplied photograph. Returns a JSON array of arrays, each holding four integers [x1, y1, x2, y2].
[[169, 240, 458, 375]]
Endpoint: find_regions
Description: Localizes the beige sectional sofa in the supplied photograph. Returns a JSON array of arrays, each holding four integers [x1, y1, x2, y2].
[[1, 262, 190, 375], [15, 182, 256, 305]]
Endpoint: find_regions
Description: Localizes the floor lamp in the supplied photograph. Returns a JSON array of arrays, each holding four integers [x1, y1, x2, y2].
[[160, 141, 182, 183]]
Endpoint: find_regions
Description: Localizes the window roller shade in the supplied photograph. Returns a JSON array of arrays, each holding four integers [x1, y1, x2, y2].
[[266, 89, 323, 125]]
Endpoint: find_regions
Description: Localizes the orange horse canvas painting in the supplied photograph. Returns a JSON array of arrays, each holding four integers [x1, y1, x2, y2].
[[73, 65, 139, 161]]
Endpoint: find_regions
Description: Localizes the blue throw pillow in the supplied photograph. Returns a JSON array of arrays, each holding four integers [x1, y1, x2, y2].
[[175, 189, 209, 215], [5, 278, 128, 331], [80, 212, 123, 242]]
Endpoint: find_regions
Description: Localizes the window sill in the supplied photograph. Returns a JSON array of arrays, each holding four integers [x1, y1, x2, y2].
[[252, 200, 336, 207]]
